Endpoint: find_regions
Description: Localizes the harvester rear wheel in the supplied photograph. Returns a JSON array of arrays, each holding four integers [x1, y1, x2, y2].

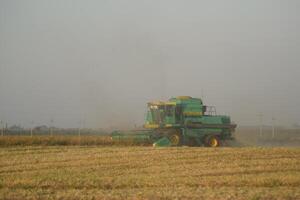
[[205, 135, 220, 147]]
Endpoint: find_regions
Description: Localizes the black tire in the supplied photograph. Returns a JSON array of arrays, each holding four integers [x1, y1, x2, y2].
[[166, 129, 183, 146], [204, 135, 220, 147]]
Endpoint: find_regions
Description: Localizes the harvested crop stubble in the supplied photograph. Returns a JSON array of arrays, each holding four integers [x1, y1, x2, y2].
[[0, 146, 299, 199]]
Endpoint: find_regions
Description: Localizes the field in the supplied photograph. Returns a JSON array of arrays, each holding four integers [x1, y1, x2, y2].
[[0, 145, 300, 200]]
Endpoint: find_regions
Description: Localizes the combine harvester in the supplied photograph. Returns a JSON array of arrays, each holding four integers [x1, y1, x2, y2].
[[112, 96, 236, 147]]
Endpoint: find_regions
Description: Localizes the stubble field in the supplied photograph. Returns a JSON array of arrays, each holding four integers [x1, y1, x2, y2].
[[0, 145, 300, 200]]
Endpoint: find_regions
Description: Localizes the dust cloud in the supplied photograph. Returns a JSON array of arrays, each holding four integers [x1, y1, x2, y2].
[[232, 126, 300, 147]]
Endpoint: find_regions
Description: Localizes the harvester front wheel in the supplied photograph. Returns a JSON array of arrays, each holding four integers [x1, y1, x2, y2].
[[205, 135, 220, 147], [167, 130, 182, 146]]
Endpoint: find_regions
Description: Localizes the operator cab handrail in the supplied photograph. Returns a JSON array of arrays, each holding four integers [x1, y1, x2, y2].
[[204, 106, 217, 116]]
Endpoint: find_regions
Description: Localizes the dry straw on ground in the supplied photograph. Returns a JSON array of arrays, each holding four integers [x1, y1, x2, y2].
[[0, 146, 299, 199]]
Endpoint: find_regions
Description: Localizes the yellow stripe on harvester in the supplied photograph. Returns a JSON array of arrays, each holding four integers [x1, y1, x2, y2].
[[148, 101, 165, 106], [183, 111, 202, 116], [144, 124, 159, 129], [165, 102, 176, 105], [177, 96, 192, 100], [165, 124, 173, 127], [148, 101, 176, 106]]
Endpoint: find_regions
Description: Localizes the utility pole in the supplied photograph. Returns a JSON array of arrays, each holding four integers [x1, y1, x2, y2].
[[272, 117, 276, 139], [50, 119, 54, 136], [78, 120, 82, 137], [258, 113, 263, 137], [78, 126, 81, 137], [30, 121, 34, 137], [0, 120, 3, 136]]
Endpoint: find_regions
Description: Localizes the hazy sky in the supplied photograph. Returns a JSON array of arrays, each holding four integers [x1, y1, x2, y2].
[[1, 0, 300, 128]]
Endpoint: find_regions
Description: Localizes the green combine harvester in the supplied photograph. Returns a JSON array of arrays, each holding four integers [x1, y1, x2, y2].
[[111, 96, 236, 147]]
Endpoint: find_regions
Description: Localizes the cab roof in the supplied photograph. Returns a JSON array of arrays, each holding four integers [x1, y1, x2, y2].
[[148, 96, 203, 106]]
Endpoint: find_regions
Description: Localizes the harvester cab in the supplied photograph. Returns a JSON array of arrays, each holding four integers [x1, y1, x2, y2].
[[144, 96, 207, 129], [111, 96, 236, 147], [145, 101, 180, 128]]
